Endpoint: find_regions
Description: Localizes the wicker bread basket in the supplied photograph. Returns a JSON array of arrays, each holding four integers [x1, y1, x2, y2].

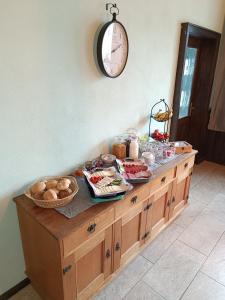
[[25, 176, 79, 208]]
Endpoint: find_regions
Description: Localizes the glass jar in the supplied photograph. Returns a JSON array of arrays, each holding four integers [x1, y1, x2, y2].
[[124, 128, 138, 157], [112, 136, 126, 159]]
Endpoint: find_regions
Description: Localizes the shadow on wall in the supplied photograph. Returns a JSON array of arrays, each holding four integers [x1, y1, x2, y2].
[[0, 193, 26, 294], [84, 20, 104, 80]]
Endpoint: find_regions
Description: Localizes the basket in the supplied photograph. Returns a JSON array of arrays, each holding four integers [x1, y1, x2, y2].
[[25, 176, 79, 208], [153, 110, 173, 122]]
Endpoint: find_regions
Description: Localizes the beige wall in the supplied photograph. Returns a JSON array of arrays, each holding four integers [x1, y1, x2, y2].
[[0, 0, 224, 293]]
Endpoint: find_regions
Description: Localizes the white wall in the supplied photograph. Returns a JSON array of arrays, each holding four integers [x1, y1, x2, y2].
[[0, 0, 224, 294]]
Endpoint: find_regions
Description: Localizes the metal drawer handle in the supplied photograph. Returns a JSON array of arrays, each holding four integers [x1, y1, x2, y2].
[[115, 242, 120, 251], [161, 176, 166, 183], [87, 223, 96, 233], [131, 196, 137, 204], [106, 249, 111, 258], [184, 162, 188, 168]]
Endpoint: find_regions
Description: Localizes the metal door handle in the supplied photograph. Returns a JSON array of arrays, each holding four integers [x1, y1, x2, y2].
[[115, 242, 120, 251], [106, 249, 111, 258]]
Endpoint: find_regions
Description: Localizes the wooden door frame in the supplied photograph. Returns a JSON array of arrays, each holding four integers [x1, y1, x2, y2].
[[170, 22, 221, 141]]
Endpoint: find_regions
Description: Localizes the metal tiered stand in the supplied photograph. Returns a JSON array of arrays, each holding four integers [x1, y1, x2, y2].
[[148, 99, 173, 141]]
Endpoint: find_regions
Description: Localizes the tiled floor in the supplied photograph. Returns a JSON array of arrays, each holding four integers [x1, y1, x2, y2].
[[10, 161, 225, 300]]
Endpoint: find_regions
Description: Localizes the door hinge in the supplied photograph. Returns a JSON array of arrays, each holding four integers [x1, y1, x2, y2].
[[144, 203, 152, 211], [63, 265, 72, 274], [142, 231, 150, 240]]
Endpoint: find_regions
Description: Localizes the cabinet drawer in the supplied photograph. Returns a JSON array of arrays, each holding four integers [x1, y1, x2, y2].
[[63, 208, 114, 257], [149, 168, 175, 195], [114, 186, 149, 219], [176, 156, 195, 182]]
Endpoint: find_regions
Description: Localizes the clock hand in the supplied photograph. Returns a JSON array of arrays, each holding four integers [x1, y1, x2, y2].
[[111, 44, 122, 54]]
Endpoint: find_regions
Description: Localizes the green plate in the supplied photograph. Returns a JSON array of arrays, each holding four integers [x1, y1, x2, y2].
[[91, 195, 124, 203]]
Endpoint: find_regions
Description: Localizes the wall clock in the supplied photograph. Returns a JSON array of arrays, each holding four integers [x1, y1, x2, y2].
[[97, 3, 129, 78]]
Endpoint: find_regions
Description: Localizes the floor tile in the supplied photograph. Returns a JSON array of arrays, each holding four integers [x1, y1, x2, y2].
[[9, 284, 41, 300], [174, 200, 206, 228], [142, 240, 205, 300], [191, 161, 216, 188], [201, 233, 225, 286], [190, 183, 220, 205], [202, 193, 225, 225], [124, 281, 164, 300], [178, 212, 225, 255], [181, 272, 225, 300], [141, 223, 183, 263], [94, 255, 152, 300]]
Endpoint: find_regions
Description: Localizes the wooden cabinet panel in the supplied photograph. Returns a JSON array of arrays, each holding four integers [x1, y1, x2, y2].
[[63, 208, 114, 257], [77, 243, 103, 293], [113, 219, 122, 272], [119, 201, 148, 266], [121, 214, 140, 255], [150, 184, 172, 238], [74, 226, 113, 299], [170, 173, 192, 219]]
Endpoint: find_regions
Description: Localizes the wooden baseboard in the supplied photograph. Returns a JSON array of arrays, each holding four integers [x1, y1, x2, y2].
[[0, 278, 30, 300]]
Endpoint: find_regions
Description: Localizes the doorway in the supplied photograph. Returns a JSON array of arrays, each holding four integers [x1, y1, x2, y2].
[[170, 23, 221, 163]]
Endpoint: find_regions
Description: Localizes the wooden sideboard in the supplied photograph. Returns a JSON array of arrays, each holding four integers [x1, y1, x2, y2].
[[14, 151, 197, 300]]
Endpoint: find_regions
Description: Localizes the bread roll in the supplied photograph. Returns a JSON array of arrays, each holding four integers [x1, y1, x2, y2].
[[57, 180, 70, 191], [61, 178, 71, 185], [52, 188, 59, 195], [31, 181, 46, 194], [43, 189, 58, 201], [46, 180, 58, 189], [58, 188, 72, 199]]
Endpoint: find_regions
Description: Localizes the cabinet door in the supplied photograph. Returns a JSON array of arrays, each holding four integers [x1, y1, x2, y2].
[[150, 183, 172, 239], [169, 171, 192, 219], [73, 226, 113, 300], [114, 201, 148, 268]]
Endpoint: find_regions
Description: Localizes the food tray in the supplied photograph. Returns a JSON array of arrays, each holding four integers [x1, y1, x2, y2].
[[84, 177, 126, 200], [25, 176, 79, 208], [170, 141, 192, 154], [83, 167, 132, 197], [117, 159, 152, 183]]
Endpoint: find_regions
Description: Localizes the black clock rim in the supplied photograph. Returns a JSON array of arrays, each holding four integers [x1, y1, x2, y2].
[[97, 20, 129, 78]]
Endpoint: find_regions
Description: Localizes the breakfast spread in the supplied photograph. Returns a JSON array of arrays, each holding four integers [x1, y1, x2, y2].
[[23, 120, 192, 209]]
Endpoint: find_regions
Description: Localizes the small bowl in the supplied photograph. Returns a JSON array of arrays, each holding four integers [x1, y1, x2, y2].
[[142, 152, 155, 165], [101, 154, 116, 165], [25, 176, 79, 208]]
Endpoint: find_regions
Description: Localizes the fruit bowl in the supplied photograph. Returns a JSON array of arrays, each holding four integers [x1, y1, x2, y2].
[[153, 110, 173, 122], [151, 130, 169, 142], [25, 176, 79, 208]]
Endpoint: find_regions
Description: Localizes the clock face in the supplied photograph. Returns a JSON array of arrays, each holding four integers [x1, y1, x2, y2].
[[97, 21, 129, 78]]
